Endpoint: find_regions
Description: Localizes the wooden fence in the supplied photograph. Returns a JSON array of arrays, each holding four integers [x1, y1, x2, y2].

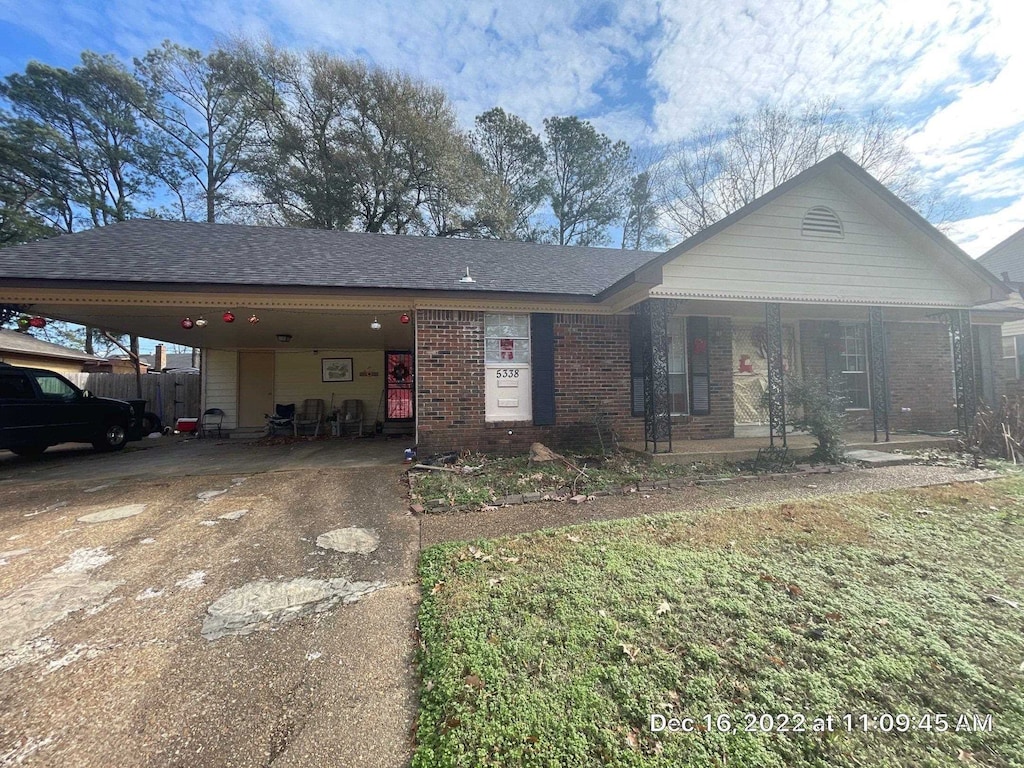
[[65, 372, 202, 430]]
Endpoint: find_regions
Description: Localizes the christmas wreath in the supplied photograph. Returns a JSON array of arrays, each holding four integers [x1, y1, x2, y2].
[[391, 362, 410, 381]]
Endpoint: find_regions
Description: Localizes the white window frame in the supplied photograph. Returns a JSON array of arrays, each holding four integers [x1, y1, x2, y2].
[[668, 316, 689, 416], [840, 324, 870, 410]]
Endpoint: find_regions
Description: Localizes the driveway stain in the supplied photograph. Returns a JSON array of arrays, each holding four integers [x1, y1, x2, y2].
[[316, 526, 380, 554], [201, 577, 385, 641], [77, 503, 147, 524]]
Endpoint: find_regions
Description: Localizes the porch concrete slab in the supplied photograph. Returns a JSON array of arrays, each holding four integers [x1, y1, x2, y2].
[[625, 431, 955, 465], [845, 449, 917, 467]]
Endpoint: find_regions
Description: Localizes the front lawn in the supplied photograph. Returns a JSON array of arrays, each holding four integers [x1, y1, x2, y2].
[[415, 478, 1024, 767]]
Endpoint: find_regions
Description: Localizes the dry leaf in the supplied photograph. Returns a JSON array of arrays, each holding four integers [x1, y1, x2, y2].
[[768, 655, 786, 667], [598, 609, 608, 618], [656, 601, 672, 615], [464, 674, 485, 690], [759, 574, 778, 583], [958, 748, 975, 763], [876, 618, 890, 626], [566, 534, 582, 543], [430, 581, 445, 595], [788, 584, 804, 597], [488, 578, 503, 587], [625, 729, 640, 750], [501, 556, 520, 564], [526, 735, 539, 744], [824, 611, 843, 622], [621, 643, 640, 661]]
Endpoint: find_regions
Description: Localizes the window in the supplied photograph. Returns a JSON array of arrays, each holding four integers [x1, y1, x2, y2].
[[840, 324, 869, 409], [668, 317, 688, 415], [484, 313, 532, 421], [0, 372, 34, 399], [32, 373, 78, 400]]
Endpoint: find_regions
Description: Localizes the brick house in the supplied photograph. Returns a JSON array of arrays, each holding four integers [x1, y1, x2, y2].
[[978, 227, 1024, 382], [0, 153, 1017, 454]]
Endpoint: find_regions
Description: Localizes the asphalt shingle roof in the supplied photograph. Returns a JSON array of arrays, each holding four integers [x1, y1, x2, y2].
[[0, 329, 102, 361], [0, 221, 662, 297]]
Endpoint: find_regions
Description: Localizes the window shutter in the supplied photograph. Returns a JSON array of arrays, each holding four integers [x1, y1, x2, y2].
[[688, 316, 711, 415], [630, 313, 645, 417], [531, 313, 556, 426]]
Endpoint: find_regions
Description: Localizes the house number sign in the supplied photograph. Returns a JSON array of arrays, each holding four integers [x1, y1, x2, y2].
[[495, 369, 521, 379]]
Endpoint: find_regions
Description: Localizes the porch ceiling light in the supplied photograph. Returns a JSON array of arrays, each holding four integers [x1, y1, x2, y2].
[[276, 334, 292, 343], [370, 316, 382, 331]]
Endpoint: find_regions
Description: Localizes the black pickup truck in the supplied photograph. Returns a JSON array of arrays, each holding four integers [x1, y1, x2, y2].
[[0, 363, 139, 456]]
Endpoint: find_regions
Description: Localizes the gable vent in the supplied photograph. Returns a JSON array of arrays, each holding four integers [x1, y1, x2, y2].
[[801, 206, 844, 238]]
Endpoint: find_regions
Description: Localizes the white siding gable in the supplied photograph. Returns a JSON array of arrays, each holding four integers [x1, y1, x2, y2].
[[652, 173, 979, 307]]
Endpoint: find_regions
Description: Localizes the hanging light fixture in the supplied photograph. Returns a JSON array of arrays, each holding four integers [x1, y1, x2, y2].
[[222, 311, 235, 323], [181, 317, 194, 329], [194, 316, 208, 328], [399, 312, 411, 325], [370, 316, 382, 331], [248, 314, 260, 325]]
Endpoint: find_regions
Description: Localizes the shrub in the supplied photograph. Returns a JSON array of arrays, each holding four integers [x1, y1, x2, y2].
[[781, 375, 847, 464]]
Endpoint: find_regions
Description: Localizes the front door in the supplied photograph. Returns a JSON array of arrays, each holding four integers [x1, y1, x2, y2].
[[238, 351, 275, 428]]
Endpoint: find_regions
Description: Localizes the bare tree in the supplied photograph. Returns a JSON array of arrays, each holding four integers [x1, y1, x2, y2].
[[659, 100, 960, 237]]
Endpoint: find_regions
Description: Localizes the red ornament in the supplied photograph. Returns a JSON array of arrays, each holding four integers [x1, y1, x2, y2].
[[222, 311, 235, 323], [181, 317, 194, 329], [399, 312, 410, 325], [248, 314, 260, 325], [28, 316, 46, 328]]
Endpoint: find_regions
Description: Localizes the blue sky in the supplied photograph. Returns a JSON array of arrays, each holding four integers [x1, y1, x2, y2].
[[0, 0, 1022, 256]]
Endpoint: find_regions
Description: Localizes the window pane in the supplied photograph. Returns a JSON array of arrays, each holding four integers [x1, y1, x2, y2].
[[1002, 336, 1016, 359], [669, 373, 688, 415], [843, 372, 869, 409], [34, 374, 77, 399]]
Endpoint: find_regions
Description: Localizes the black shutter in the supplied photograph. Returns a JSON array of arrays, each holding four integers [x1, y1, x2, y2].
[[688, 316, 711, 415], [630, 313, 645, 416], [531, 313, 556, 426]]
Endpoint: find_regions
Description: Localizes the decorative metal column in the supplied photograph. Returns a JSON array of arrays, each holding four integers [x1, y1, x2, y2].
[[948, 309, 977, 435], [765, 302, 786, 447], [638, 298, 672, 453], [868, 307, 890, 442]]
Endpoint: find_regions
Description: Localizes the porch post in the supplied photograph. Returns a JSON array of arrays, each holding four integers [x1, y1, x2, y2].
[[868, 307, 890, 442], [638, 298, 672, 453], [765, 302, 786, 447], [948, 309, 977, 436]]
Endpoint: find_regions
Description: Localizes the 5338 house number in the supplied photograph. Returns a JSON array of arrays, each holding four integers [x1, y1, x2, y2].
[[495, 369, 520, 379]]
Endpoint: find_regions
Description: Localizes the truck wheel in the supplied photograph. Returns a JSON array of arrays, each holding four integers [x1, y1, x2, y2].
[[142, 411, 162, 434], [10, 445, 48, 457], [92, 423, 128, 452]]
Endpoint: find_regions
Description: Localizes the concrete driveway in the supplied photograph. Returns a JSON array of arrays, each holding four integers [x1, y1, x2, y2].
[[0, 436, 419, 768]]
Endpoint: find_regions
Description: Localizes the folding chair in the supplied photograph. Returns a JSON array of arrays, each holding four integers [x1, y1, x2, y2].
[[266, 403, 295, 436], [200, 408, 225, 438]]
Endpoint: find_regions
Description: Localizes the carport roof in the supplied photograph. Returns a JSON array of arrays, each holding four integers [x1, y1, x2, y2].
[[0, 220, 662, 298]]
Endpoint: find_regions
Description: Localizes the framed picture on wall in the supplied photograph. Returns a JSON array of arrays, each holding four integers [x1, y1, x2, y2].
[[322, 358, 353, 382]]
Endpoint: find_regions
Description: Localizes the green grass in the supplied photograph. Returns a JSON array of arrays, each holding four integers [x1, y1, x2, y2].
[[410, 451, 730, 508], [414, 478, 1024, 767]]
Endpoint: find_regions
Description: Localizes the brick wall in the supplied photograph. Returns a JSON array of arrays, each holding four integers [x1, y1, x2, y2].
[[799, 319, 958, 433], [415, 310, 735, 455], [671, 316, 734, 439]]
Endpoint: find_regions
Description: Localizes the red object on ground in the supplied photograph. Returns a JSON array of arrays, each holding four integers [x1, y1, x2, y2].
[[175, 418, 199, 433]]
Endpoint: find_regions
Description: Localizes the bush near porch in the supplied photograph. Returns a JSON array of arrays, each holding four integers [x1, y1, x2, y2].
[[414, 477, 1024, 767]]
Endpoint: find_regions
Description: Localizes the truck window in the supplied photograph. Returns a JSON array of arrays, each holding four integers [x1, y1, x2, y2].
[[0, 372, 35, 399], [32, 373, 79, 400]]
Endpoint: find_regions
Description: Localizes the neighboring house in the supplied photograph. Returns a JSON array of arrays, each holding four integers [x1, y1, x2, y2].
[[978, 227, 1024, 380], [0, 153, 1017, 453], [0, 328, 105, 375], [140, 347, 199, 373]]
